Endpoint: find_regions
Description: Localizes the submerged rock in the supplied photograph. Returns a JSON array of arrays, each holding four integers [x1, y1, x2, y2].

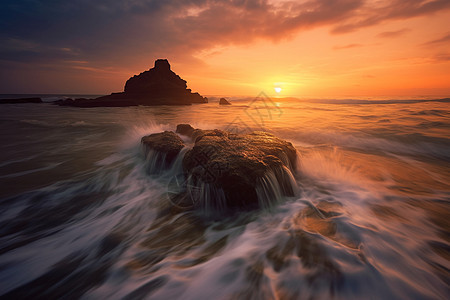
[[141, 124, 298, 213], [57, 59, 207, 107], [219, 97, 231, 105]]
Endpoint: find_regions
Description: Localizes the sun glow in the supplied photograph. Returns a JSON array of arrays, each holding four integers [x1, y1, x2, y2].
[[274, 87, 282, 93]]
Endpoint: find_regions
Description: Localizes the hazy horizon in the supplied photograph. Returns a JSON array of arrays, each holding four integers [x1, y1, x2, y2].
[[1, 93, 449, 101]]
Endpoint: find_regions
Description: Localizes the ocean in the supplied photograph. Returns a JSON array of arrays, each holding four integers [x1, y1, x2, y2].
[[0, 95, 449, 299]]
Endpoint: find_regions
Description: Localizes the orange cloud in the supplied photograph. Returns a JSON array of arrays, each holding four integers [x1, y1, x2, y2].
[[421, 32, 450, 46], [333, 43, 363, 50], [377, 28, 411, 38]]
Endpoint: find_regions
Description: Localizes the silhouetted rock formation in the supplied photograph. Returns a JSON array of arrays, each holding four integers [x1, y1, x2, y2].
[[219, 97, 231, 105], [141, 124, 298, 213], [57, 59, 207, 107], [0, 97, 42, 104]]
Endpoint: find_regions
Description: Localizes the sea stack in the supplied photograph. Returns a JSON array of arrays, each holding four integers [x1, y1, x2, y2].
[[57, 59, 208, 107], [121, 59, 207, 104]]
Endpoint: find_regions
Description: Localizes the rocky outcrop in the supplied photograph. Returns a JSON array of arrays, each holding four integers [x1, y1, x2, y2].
[[54, 97, 136, 107], [219, 97, 231, 105], [141, 124, 298, 213], [0, 97, 42, 104], [57, 59, 207, 107], [183, 130, 297, 210]]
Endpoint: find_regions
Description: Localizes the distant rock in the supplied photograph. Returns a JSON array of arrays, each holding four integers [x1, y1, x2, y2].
[[57, 59, 208, 107], [55, 97, 136, 107], [219, 97, 231, 105], [141, 124, 298, 213], [0, 97, 42, 104], [53, 98, 74, 105]]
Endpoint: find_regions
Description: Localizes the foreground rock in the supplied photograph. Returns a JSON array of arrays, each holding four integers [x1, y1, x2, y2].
[[57, 59, 207, 107], [219, 97, 231, 105], [142, 124, 298, 213], [0, 97, 42, 104]]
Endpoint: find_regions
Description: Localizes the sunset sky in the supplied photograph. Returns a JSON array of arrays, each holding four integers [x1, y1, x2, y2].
[[1, 0, 449, 97]]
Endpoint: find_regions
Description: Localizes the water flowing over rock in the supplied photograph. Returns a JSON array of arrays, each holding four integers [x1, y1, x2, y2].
[[57, 59, 207, 107], [141, 131, 185, 172], [141, 124, 298, 214]]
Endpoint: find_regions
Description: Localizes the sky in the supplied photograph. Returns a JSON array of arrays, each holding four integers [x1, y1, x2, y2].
[[1, 0, 450, 97]]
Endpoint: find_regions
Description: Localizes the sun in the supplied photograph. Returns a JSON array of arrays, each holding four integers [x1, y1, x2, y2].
[[274, 87, 282, 93]]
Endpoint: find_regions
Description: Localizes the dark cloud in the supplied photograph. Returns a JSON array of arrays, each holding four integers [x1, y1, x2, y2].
[[376, 28, 411, 38], [421, 32, 450, 46], [0, 1, 356, 67], [0, 0, 449, 92], [431, 53, 450, 62], [1, 0, 448, 66], [331, 0, 450, 34], [174, 0, 362, 46], [0, 0, 366, 91]]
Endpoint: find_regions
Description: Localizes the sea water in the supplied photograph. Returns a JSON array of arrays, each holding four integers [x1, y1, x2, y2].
[[0, 96, 448, 299]]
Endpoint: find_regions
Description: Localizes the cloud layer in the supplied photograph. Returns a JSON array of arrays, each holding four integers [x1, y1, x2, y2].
[[1, 0, 449, 93], [1, 0, 449, 66]]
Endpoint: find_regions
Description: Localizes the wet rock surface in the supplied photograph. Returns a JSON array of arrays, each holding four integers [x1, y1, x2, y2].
[[183, 130, 297, 209], [141, 124, 298, 212]]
